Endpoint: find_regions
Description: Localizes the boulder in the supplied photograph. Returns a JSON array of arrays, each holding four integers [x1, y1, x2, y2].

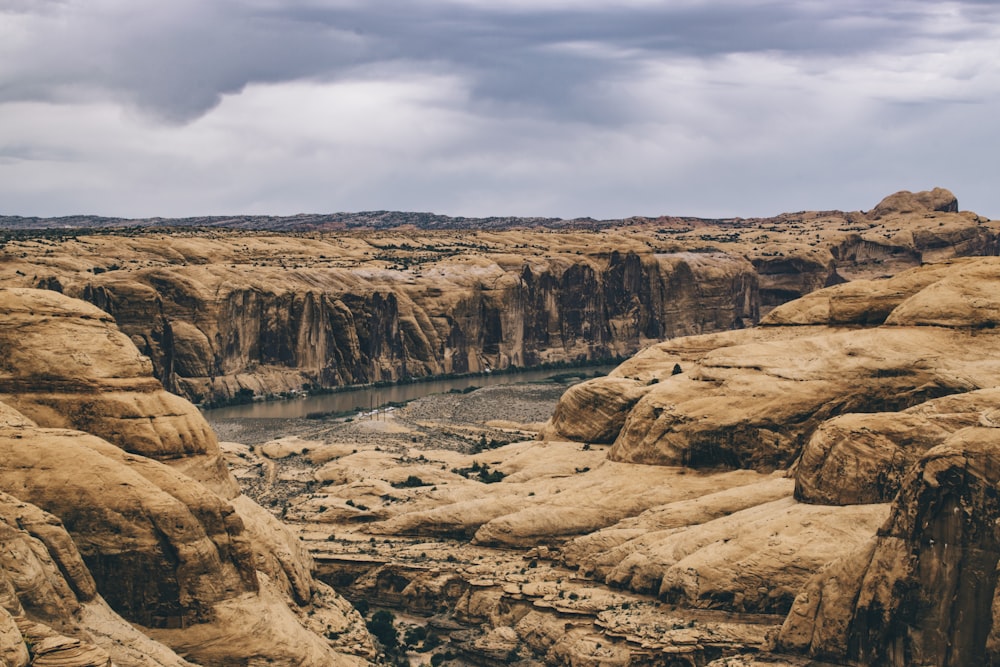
[[869, 187, 959, 219]]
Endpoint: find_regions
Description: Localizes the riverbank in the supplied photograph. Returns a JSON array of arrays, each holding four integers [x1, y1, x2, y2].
[[204, 364, 612, 423], [216, 377, 803, 666]]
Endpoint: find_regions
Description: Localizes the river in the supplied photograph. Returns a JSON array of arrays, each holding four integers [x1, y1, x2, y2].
[[202, 365, 615, 420]]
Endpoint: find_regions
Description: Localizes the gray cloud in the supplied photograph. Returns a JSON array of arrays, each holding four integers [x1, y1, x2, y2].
[[1, 0, 999, 218], [6, 0, 993, 122]]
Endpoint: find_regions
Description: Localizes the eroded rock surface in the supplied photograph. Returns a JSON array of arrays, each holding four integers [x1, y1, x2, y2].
[[3, 190, 1000, 667], [545, 257, 1000, 474], [781, 426, 1000, 666], [1, 189, 993, 404], [0, 290, 372, 666]]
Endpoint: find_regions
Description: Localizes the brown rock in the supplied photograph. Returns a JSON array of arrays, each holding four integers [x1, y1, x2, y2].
[[794, 388, 1000, 505], [0, 288, 237, 498], [0, 607, 28, 667], [29, 636, 111, 667], [545, 376, 648, 444], [0, 424, 257, 628], [0, 290, 373, 665], [780, 427, 1000, 666], [543, 259, 1000, 471], [4, 193, 992, 405], [869, 187, 959, 218], [0, 491, 91, 634], [760, 262, 954, 326]]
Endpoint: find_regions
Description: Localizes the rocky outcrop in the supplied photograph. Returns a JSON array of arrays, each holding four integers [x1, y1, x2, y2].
[[0, 288, 235, 497], [780, 426, 1000, 666], [794, 389, 1000, 505], [869, 187, 960, 218], [1, 189, 994, 404], [545, 257, 1000, 472], [0, 480, 195, 667], [535, 254, 1000, 663], [0, 289, 372, 666]]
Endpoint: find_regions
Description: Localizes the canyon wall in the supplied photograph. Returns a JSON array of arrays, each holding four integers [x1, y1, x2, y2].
[[1, 189, 995, 404]]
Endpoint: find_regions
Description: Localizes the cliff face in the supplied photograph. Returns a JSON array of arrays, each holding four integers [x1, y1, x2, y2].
[[10, 240, 764, 404], [781, 427, 1000, 666], [1, 189, 994, 404]]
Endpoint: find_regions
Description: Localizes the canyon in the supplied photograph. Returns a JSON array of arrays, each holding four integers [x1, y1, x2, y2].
[[1, 187, 993, 405], [2, 189, 1000, 666]]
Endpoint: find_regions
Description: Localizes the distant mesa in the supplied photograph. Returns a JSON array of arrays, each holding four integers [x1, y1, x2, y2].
[[0, 186, 966, 232]]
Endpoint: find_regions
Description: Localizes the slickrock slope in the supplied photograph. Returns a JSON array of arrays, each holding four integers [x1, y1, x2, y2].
[[0, 289, 372, 666], [781, 427, 1000, 666], [1, 189, 994, 404], [545, 257, 1000, 471], [534, 255, 1000, 664]]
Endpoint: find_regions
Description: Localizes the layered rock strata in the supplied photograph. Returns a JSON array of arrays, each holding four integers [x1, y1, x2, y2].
[[0, 289, 372, 666], [781, 427, 1000, 666], [545, 257, 1000, 472], [0, 189, 993, 404], [538, 254, 1000, 664]]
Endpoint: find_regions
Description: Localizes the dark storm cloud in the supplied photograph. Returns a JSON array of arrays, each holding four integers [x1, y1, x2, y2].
[[5, 0, 995, 123], [2, 0, 999, 219]]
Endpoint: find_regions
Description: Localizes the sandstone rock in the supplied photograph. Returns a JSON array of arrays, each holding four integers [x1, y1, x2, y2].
[[885, 257, 1000, 328], [0, 485, 196, 667], [0, 607, 28, 667], [0, 290, 373, 665], [608, 326, 989, 470], [780, 426, 1000, 666], [760, 262, 953, 326], [0, 408, 371, 666], [542, 259, 1000, 471], [749, 244, 841, 314], [4, 193, 991, 404], [27, 635, 111, 667], [869, 187, 959, 218], [794, 388, 1000, 505], [561, 476, 795, 576], [545, 376, 648, 444], [0, 424, 256, 628], [148, 575, 367, 667], [0, 288, 237, 498], [73, 242, 759, 404], [0, 491, 92, 635]]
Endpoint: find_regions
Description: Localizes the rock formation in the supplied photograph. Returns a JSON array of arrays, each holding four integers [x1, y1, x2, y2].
[[0, 289, 372, 666], [544, 257, 1000, 473], [2, 189, 999, 666], [0, 189, 993, 404], [781, 426, 1000, 666], [536, 254, 1000, 664]]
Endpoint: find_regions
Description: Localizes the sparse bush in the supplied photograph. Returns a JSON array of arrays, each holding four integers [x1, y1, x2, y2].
[[367, 610, 398, 650], [393, 475, 431, 488]]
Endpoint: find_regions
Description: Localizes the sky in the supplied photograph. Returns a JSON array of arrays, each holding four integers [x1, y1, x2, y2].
[[1, 0, 999, 221]]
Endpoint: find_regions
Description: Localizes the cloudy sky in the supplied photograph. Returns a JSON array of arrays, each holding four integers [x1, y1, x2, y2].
[[1, 0, 998, 220]]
